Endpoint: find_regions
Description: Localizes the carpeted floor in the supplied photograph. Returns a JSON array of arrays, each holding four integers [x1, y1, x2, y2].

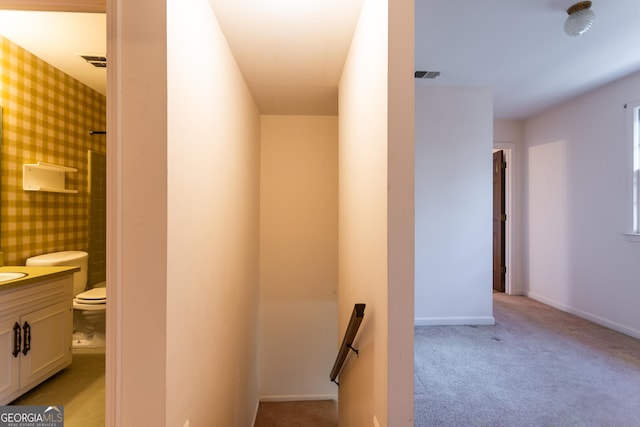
[[415, 293, 640, 426], [254, 400, 337, 427], [253, 295, 640, 426]]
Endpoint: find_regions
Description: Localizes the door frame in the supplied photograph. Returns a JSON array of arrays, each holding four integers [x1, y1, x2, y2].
[[493, 142, 515, 295]]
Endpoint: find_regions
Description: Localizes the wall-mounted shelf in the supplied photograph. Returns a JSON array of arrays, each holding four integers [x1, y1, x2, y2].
[[23, 162, 78, 194]]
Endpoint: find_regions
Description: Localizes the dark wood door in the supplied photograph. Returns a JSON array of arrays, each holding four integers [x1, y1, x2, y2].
[[493, 150, 506, 292]]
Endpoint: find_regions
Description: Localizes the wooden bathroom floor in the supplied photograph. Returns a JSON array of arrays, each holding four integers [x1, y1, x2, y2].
[[11, 348, 105, 427]]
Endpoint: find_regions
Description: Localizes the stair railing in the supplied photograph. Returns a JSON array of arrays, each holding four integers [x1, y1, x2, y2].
[[330, 303, 366, 385]]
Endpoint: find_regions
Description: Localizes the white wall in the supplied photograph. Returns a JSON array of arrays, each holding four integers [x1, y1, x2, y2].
[[259, 115, 338, 401], [166, 1, 261, 426], [414, 85, 494, 325], [338, 0, 414, 424], [494, 119, 523, 144], [387, 0, 415, 421], [110, 0, 415, 424], [523, 70, 640, 339], [494, 119, 525, 294], [107, 0, 167, 425]]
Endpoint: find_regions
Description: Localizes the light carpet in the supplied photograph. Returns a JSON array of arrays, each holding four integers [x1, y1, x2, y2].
[[415, 294, 640, 426]]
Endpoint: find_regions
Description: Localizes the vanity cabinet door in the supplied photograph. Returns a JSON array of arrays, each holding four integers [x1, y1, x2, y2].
[[19, 301, 72, 391], [0, 317, 21, 403]]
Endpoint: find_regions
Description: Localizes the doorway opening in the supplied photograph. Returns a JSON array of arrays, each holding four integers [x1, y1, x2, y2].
[[493, 149, 506, 292], [493, 144, 515, 294], [0, 7, 107, 426]]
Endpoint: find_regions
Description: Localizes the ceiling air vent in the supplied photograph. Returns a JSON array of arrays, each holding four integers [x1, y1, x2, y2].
[[80, 55, 107, 68], [415, 70, 440, 79]]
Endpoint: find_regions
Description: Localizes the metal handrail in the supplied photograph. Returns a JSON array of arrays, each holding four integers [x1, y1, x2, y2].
[[330, 303, 366, 385]]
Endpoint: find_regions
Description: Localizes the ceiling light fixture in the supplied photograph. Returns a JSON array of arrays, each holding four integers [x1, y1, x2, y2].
[[564, 1, 595, 36]]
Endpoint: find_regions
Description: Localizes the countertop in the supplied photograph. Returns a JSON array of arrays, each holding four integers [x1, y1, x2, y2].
[[0, 265, 80, 290]]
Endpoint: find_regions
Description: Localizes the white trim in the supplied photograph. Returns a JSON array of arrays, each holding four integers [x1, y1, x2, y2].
[[251, 399, 260, 426], [105, 0, 119, 423], [0, 0, 105, 12], [259, 395, 338, 402], [623, 232, 640, 243], [525, 292, 640, 340], [626, 99, 640, 236], [415, 316, 496, 326]]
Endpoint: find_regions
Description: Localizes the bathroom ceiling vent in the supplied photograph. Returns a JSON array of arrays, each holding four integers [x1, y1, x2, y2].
[[415, 70, 440, 79], [80, 55, 107, 68]]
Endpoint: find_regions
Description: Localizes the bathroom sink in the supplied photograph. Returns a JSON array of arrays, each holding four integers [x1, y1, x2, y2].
[[0, 272, 27, 282]]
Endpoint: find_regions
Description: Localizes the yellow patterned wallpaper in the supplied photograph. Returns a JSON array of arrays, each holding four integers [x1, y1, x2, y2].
[[0, 35, 106, 266]]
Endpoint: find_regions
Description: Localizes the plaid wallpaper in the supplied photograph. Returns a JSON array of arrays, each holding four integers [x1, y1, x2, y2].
[[88, 150, 106, 287], [0, 36, 106, 266]]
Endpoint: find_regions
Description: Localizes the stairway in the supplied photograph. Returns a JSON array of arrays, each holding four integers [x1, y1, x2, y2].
[[254, 400, 337, 427]]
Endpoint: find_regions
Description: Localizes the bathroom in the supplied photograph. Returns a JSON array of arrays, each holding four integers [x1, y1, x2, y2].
[[0, 10, 106, 426]]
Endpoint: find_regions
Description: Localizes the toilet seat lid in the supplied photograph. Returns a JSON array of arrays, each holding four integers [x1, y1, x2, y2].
[[76, 287, 106, 302]]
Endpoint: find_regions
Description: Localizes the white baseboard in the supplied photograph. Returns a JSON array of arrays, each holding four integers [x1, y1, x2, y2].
[[525, 292, 640, 340], [251, 398, 259, 426], [259, 394, 337, 402], [414, 316, 495, 326]]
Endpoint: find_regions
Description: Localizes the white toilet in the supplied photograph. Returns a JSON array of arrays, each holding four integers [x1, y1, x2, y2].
[[26, 251, 106, 348]]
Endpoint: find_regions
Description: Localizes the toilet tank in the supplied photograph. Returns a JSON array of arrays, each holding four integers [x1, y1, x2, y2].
[[26, 251, 88, 296]]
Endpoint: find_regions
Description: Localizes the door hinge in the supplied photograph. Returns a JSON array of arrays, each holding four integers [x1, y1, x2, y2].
[[501, 266, 507, 274], [501, 214, 507, 221]]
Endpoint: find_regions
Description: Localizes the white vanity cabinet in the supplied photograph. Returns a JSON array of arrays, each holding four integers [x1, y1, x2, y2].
[[0, 273, 74, 405]]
